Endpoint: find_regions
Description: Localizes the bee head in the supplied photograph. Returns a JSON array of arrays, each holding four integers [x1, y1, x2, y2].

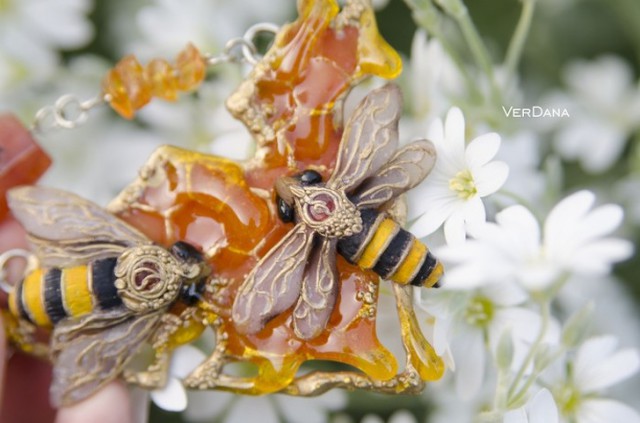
[[170, 241, 210, 306], [170, 241, 210, 279], [275, 169, 323, 223]]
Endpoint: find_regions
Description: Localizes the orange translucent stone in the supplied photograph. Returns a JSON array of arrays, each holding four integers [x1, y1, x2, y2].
[[145, 59, 179, 101], [102, 56, 152, 119], [0, 114, 51, 220], [109, 0, 437, 394], [175, 43, 206, 91], [102, 44, 206, 119]]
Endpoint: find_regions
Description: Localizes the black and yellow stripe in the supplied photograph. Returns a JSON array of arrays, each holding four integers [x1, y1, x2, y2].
[[337, 209, 443, 288], [8, 257, 123, 328]]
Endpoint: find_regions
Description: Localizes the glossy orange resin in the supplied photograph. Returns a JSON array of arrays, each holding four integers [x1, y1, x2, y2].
[[110, 0, 406, 391]]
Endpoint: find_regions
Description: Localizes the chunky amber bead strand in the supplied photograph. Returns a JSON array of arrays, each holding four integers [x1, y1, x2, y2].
[[102, 44, 207, 119]]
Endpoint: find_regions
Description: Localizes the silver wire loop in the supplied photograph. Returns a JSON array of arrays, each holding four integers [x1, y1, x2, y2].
[[242, 22, 279, 65], [203, 22, 279, 67], [32, 94, 106, 134], [0, 249, 38, 294], [31, 23, 279, 133]]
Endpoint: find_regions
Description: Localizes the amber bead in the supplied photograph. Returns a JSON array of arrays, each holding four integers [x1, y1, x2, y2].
[[102, 44, 207, 119], [102, 56, 152, 119], [145, 59, 179, 101], [175, 43, 206, 91], [0, 114, 51, 221]]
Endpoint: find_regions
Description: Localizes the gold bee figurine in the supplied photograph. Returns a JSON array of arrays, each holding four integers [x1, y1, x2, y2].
[[1, 187, 211, 407], [232, 84, 444, 341]]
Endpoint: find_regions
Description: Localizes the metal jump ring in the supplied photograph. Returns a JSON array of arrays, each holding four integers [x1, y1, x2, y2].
[[242, 23, 279, 65], [0, 249, 37, 294], [53, 95, 89, 129]]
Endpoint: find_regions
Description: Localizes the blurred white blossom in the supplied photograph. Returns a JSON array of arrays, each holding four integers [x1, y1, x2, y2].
[[438, 191, 633, 291], [548, 336, 640, 423], [503, 388, 559, 423], [400, 30, 463, 140], [0, 0, 94, 88], [418, 284, 558, 400], [546, 56, 640, 173], [408, 107, 509, 245]]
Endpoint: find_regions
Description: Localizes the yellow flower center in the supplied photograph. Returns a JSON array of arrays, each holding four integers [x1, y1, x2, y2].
[[465, 296, 494, 327], [449, 169, 477, 200], [0, 0, 11, 12], [556, 384, 582, 416]]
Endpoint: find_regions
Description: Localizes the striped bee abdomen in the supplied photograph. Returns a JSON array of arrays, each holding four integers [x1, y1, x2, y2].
[[337, 209, 444, 288], [8, 257, 123, 328]]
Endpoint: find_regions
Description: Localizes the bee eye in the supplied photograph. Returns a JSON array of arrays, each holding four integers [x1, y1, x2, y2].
[[171, 241, 203, 262], [297, 169, 323, 186], [277, 195, 295, 223]]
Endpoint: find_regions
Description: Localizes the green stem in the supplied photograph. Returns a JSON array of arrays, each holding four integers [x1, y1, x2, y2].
[[508, 346, 566, 407], [435, 0, 502, 104], [404, 0, 482, 100], [506, 299, 550, 399], [504, 0, 537, 82]]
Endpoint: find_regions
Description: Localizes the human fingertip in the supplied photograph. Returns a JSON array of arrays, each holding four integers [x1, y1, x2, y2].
[[55, 381, 133, 423]]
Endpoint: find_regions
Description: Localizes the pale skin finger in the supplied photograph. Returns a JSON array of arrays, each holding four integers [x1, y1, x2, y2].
[[55, 381, 133, 423]]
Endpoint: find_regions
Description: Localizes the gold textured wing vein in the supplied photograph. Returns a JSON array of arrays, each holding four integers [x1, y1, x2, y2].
[[231, 224, 315, 334], [7, 186, 151, 268], [292, 238, 338, 340], [50, 310, 163, 407], [352, 140, 437, 209], [327, 84, 402, 194]]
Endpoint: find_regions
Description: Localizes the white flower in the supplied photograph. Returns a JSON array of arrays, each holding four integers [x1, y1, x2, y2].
[[503, 389, 559, 423], [400, 31, 463, 140], [439, 191, 634, 291], [551, 336, 640, 423], [418, 283, 558, 400], [0, 0, 94, 88], [408, 107, 509, 245], [183, 386, 347, 423], [150, 345, 206, 411], [547, 56, 640, 173], [494, 131, 545, 205]]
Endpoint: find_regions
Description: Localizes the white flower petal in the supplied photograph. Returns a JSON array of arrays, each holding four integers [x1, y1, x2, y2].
[[169, 345, 207, 379], [568, 239, 634, 275], [444, 211, 467, 245], [504, 408, 528, 423], [544, 191, 595, 245], [575, 335, 617, 362], [474, 161, 509, 197], [150, 378, 187, 412], [527, 388, 559, 423], [577, 348, 640, 392], [389, 410, 418, 423], [410, 199, 456, 238], [495, 206, 541, 256], [466, 132, 501, 168], [444, 107, 466, 155], [463, 196, 487, 228], [577, 399, 640, 423], [454, 328, 485, 399], [227, 397, 279, 423], [427, 118, 445, 146], [183, 390, 235, 422]]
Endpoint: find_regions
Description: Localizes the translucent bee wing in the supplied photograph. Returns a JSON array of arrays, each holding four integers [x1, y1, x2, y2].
[[232, 224, 315, 335], [327, 84, 401, 193], [293, 238, 338, 340], [49, 309, 162, 408], [352, 140, 437, 209], [7, 186, 150, 267]]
